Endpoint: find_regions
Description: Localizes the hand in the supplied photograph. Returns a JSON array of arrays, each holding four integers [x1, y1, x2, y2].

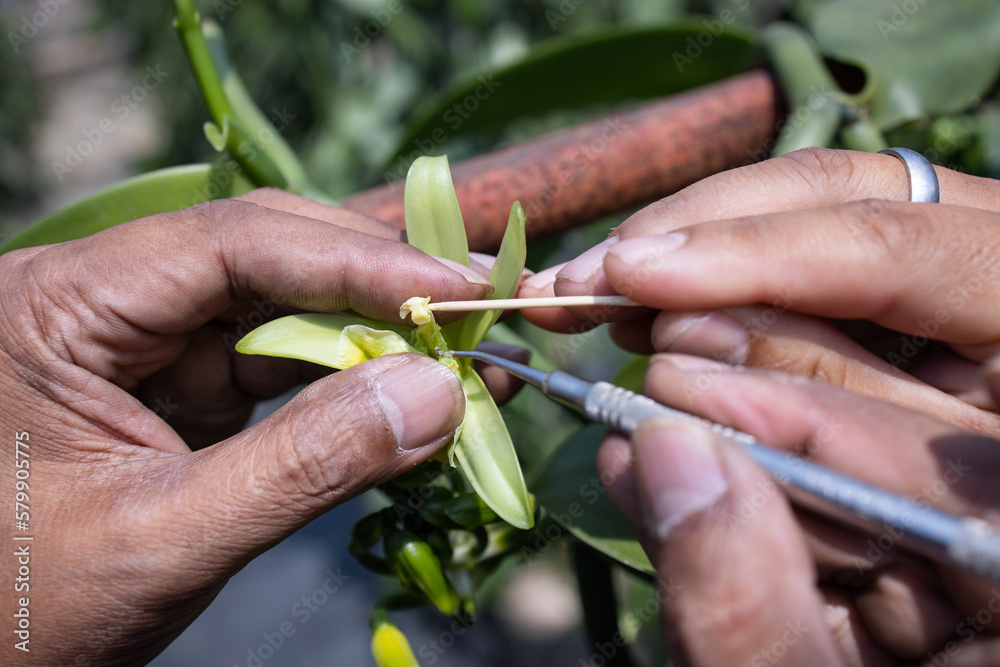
[[519, 148, 1000, 434], [0, 190, 495, 665], [598, 353, 1000, 665]]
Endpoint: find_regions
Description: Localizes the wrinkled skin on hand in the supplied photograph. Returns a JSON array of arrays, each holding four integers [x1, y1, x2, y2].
[[520, 148, 1000, 435], [601, 354, 1000, 666], [0, 189, 512, 665], [520, 147, 1000, 664]]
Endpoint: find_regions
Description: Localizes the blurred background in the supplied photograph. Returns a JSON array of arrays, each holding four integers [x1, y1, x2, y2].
[[0, 1, 791, 665], [0, 0, 791, 232]]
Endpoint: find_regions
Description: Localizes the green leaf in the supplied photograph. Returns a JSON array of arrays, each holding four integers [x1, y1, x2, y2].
[[403, 156, 469, 265], [483, 325, 582, 478], [613, 355, 650, 394], [385, 22, 756, 165], [1, 163, 256, 254], [532, 426, 652, 574], [236, 313, 416, 369], [808, 0, 1000, 129], [456, 202, 527, 350], [454, 372, 533, 530]]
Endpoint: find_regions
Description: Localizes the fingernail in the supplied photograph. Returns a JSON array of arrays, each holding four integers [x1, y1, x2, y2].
[[431, 256, 495, 291], [654, 311, 749, 365], [556, 237, 619, 285], [652, 353, 734, 373], [376, 359, 464, 451], [520, 262, 566, 293], [608, 232, 687, 267], [632, 421, 728, 541]]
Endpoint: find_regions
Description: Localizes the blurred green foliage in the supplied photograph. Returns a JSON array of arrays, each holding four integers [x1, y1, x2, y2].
[[86, 0, 786, 199], [9, 0, 999, 233], [0, 14, 42, 223]]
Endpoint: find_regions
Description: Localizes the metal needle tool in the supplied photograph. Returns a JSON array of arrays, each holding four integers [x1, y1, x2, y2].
[[448, 348, 1000, 582]]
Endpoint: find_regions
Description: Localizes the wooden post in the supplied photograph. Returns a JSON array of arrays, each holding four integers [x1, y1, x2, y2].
[[341, 70, 779, 252]]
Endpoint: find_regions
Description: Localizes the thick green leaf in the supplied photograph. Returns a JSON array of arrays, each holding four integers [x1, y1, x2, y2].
[[0, 163, 256, 254], [456, 202, 527, 350], [454, 372, 533, 530], [236, 313, 416, 369], [808, 0, 1000, 129], [386, 22, 756, 164], [532, 426, 652, 574], [403, 156, 470, 265]]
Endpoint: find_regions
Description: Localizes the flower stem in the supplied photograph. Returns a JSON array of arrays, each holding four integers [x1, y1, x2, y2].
[[172, 0, 233, 126]]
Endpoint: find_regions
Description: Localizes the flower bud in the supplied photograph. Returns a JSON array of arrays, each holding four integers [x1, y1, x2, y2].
[[385, 530, 461, 617], [370, 609, 419, 667]]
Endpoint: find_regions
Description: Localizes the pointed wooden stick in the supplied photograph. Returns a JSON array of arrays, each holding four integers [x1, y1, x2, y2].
[[427, 295, 640, 312]]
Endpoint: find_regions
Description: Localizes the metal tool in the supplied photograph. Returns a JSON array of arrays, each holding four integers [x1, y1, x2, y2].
[[448, 348, 1000, 582]]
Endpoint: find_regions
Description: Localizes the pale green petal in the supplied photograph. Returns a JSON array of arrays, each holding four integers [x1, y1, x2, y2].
[[338, 325, 420, 367], [236, 313, 417, 369], [457, 201, 526, 350], [403, 156, 469, 266], [454, 372, 534, 530]]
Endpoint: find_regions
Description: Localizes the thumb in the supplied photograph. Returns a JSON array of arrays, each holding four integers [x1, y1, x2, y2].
[[159, 354, 464, 573], [631, 421, 843, 666]]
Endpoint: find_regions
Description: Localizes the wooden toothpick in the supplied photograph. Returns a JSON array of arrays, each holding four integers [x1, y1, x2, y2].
[[426, 295, 640, 311]]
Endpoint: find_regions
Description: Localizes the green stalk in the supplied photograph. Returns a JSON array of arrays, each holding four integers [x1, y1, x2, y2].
[[202, 20, 332, 200], [173, 0, 233, 126], [572, 541, 635, 667]]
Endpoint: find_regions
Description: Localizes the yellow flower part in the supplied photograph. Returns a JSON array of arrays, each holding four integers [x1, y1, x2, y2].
[[371, 622, 420, 667], [400, 296, 459, 373], [399, 296, 433, 325], [336, 325, 415, 368]]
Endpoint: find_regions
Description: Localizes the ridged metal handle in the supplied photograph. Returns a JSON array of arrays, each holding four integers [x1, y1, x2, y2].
[[583, 382, 1000, 582], [950, 519, 1000, 582], [584, 382, 755, 447]]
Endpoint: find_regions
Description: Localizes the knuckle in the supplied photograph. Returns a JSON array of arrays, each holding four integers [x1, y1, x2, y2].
[[668, 580, 773, 649], [264, 384, 388, 508], [275, 422, 352, 508], [798, 349, 850, 389], [772, 147, 862, 197], [241, 186, 287, 202], [845, 200, 926, 265], [183, 198, 261, 235]]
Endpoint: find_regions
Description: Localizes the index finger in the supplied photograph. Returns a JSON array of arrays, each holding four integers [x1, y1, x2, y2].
[[619, 147, 1000, 239], [545, 148, 1000, 312], [603, 200, 1000, 359], [641, 353, 1000, 622], [1, 199, 493, 374]]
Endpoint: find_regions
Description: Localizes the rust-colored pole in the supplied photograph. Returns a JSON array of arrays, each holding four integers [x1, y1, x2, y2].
[[342, 69, 779, 252]]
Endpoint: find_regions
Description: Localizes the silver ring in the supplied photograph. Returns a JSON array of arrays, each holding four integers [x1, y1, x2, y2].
[[879, 147, 940, 203]]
